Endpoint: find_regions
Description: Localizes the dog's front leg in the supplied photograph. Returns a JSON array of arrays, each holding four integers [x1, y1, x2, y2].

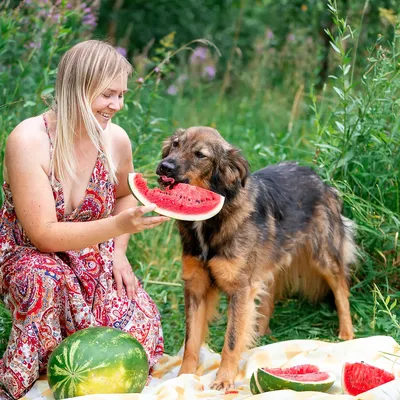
[[211, 285, 255, 390], [179, 255, 210, 376]]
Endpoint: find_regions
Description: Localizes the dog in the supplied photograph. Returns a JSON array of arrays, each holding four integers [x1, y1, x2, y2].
[[156, 126, 356, 390]]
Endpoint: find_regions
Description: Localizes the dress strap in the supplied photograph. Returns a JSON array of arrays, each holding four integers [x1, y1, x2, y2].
[[42, 114, 54, 161]]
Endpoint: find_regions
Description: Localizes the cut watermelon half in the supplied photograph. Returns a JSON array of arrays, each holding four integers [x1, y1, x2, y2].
[[127, 173, 225, 221], [250, 364, 336, 394], [342, 362, 395, 396]]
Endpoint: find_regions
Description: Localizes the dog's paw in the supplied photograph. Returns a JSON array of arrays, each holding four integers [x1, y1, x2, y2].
[[210, 379, 235, 391], [339, 329, 354, 341], [257, 324, 272, 337]]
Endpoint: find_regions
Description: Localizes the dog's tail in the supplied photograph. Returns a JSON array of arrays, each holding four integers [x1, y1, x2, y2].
[[341, 215, 358, 272]]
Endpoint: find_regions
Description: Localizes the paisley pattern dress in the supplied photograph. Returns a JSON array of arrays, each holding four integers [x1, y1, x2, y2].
[[0, 116, 164, 399]]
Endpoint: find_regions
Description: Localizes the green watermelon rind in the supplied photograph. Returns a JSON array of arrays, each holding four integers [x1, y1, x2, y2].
[[127, 173, 225, 221], [251, 367, 336, 393], [250, 372, 261, 395], [47, 327, 149, 400]]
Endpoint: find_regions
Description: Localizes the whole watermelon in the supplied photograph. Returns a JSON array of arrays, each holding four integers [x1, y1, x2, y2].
[[47, 326, 149, 399]]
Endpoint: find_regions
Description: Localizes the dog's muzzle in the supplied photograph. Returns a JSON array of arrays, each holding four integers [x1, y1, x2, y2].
[[156, 159, 176, 177]]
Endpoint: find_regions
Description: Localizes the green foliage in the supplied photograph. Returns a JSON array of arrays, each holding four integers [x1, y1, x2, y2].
[[0, 301, 11, 358], [311, 0, 399, 279]]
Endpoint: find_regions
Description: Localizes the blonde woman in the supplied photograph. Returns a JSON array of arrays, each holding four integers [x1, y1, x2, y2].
[[0, 40, 169, 399]]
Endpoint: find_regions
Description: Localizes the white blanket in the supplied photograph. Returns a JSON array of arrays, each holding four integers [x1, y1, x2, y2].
[[22, 335, 400, 400]]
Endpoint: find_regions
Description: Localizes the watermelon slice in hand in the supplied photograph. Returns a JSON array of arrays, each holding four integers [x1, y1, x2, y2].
[[250, 364, 336, 394], [127, 173, 225, 221], [342, 362, 395, 396]]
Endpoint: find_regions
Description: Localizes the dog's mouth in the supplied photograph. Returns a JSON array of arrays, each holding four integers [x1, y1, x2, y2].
[[157, 175, 189, 189]]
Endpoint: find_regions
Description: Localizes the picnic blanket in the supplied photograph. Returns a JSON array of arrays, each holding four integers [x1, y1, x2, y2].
[[22, 335, 400, 400]]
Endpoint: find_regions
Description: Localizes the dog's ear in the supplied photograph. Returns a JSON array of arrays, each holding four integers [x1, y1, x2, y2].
[[161, 128, 185, 158], [225, 148, 250, 187], [218, 147, 250, 188]]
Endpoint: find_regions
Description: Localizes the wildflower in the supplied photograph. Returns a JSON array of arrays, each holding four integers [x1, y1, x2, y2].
[[136, 77, 144, 84], [29, 41, 41, 49], [154, 67, 161, 74], [266, 29, 274, 40], [190, 47, 207, 64], [167, 85, 178, 95], [287, 33, 295, 42], [52, 13, 61, 23], [301, 4, 308, 11], [116, 47, 127, 58], [82, 13, 97, 27], [204, 65, 216, 80]]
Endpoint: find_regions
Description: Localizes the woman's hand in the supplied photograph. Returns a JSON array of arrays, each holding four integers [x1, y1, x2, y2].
[[113, 250, 138, 299], [115, 204, 170, 235]]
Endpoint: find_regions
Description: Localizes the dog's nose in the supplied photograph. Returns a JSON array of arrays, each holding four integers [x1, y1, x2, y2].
[[157, 160, 176, 176]]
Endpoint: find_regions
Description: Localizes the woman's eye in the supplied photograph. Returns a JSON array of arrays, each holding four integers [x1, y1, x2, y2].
[[195, 151, 206, 159], [102, 93, 111, 98]]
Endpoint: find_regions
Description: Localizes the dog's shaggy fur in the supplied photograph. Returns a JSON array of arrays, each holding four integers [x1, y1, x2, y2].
[[156, 127, 356, 390]]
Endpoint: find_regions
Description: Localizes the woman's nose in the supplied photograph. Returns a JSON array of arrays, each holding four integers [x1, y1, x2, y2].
[[109, 97, 122, 111]]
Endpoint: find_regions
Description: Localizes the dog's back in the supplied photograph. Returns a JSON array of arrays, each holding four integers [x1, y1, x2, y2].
[[248, 162, 356, 304]]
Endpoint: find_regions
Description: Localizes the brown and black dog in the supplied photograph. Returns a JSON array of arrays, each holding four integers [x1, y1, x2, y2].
[[156, 126, 356, 390]]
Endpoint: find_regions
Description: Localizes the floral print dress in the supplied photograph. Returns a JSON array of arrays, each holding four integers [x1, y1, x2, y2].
[[0, 116, 164, 399]]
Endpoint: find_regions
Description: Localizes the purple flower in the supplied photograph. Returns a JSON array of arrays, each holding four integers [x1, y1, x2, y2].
[[116, 46, 127, 58], [204, 65, 216, 80], [25, 0, 32, 4], [29, 41, 41, 49], [266, 29, 274, 40], [82, 13, 97, 27], [136, 77, 144, 84], [190, 47, 207, 64], [154, 67, 161, 74], [84, 7, 91, 13], [167, 85, 178, 96], [52, 13, 61, 23]]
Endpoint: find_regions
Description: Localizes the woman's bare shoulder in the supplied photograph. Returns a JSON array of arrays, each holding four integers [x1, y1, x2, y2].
[[5, 115, 51, 180], [7, 115, 49, 149]]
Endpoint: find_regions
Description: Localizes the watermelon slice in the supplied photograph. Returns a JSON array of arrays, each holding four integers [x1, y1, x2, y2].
[[250, 364, 336, 394], [127, 173, 225, 221], [342, 362, 395, 396]]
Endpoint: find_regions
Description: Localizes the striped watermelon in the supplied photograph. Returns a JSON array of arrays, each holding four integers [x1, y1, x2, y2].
[[250, 364, 336, 394], [47, 327, 149, 399]]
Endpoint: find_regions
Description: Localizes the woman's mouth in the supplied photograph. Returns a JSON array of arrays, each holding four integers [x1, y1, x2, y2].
[[98, 112, 111, 121]]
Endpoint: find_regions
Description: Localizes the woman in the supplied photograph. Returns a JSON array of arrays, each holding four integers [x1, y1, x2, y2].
[[0, 40, 169, 399]]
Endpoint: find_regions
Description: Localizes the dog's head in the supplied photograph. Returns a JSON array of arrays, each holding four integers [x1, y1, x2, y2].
[[156, 127, 249, 201]]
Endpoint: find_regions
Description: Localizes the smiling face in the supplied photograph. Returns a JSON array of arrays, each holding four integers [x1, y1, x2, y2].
[[91, 74, 128, 129]]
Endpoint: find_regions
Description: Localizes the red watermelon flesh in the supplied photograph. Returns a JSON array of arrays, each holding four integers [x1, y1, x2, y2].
[[128, 173, 225, 221], [264, 364, 330, 382], [251, 364, 336, 394], [342, 362, 395, 396]]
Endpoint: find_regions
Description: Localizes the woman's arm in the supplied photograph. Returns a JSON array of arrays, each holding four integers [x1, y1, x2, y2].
[[5, 119, 167, 253]]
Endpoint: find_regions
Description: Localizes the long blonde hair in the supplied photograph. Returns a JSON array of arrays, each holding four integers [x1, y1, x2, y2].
[[52, 40, 132, 184]]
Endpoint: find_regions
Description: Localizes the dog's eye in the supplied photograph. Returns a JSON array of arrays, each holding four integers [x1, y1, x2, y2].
[[194, 150, 206, 159], [172, 140, 179, 148]]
